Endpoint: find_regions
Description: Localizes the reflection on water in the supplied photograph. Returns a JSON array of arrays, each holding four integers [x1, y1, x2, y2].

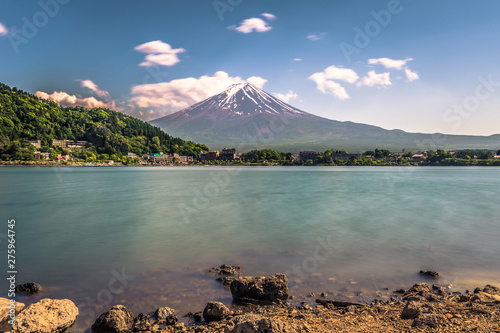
[[1, 166, 500, 331]]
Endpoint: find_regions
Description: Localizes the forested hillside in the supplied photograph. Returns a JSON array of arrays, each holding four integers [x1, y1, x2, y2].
[[0, 82, 208, 160]]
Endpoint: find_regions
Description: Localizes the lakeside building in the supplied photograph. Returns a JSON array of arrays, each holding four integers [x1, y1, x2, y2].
[[299, 151, 319, 162], [51, 139, 68, 148], [50, 139, 88, 148], [30, 140, 41, 149], [219, 148, 237, 161], [126, 152, 137, 158], [332, 153, 362, 161], [206, 151, 220, 161], [34, 151, 49, 160], [66, 141, 88, 148], [199, 152, 207, 161], [412, 153, 428, 163]]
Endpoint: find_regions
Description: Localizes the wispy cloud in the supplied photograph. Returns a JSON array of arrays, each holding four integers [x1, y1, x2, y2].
[[35, 91, 115, 109], [356, 71, 391, 87], [404, 68, 419, 82], [261, 13, 276, 21], [229, 13, 275, 33], [129, 71, 267, 115], [293, 58, 302, 62], [76, 79, 110, 98], [0, 22, 8, 36], [274, 90, 301, 103], [134, 40, 186, 67], [308, 66, 359, 100], [368, 57, 413, 70], [307, 32, 327, 41]]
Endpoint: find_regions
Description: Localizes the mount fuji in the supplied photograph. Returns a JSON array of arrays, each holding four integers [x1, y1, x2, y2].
[[150, 83, 499, 152]]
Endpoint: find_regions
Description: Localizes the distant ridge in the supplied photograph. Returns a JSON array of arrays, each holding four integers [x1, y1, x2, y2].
[[150, 83, 500, 152]]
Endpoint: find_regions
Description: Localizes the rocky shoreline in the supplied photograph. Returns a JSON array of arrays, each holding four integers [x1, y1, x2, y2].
[[1, 269, 499, 332]]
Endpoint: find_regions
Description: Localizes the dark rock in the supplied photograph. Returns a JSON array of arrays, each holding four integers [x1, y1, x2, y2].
[[13, 298, 78, 333], [320, 292, 327, 297], [154, 306, 177, 325], [132, 313, 151, 332], [92, 305, 134, 333], [393, 289, 406, 294], [209, 264, 241, 276], [342, 305, 358, 314], [411, 313, 447, 328], [193, 312, 203, 322], [432, 284, 451, 293], [203, 301, 231, 323], [472, 291, 500, 304], [230, 273, 289, 304], [474, 284, 500, 296], [15, 282, 42, 295], [401, 300, 423, 319], [406, 283, 432, 295], [419, 270, 439, 279], [217, 276, 236, 286]]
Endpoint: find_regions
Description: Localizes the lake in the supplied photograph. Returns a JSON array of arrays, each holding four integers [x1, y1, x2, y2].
[[1, 166, 499, 331]]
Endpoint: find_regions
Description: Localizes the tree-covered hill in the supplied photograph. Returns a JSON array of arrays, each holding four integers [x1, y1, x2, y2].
[[0, 82, 208, 160]]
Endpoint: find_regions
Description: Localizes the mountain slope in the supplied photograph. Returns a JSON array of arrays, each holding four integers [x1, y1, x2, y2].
[[151, 83, 500, 152], [0, 82, 208, 157]]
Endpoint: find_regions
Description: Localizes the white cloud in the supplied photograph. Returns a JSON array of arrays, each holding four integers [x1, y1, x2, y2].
[[274, 90, 301, 103], [76, 79, 110, 98], [293, 58, 302, 62], [246, 76, 267, 89], [356, 71, 391, 87], [134, 40, 186, 67], [404, 68, 419, 82], [368, 57, 413, 70], [35, 91, 115, 109], [261, 13, 276, 20], [0, 22, 8, 36], [229, 18, 272, 33], [129, 71, 267, 111], [308, 66, 360, 100], [307, 33, 327, 41]]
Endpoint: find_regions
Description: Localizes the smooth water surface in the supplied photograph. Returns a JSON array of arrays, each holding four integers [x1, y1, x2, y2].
[[1, 166, 499, 331]]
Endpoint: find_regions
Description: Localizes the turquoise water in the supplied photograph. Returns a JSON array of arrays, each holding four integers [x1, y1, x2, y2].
[[1, 166, 500, 331]]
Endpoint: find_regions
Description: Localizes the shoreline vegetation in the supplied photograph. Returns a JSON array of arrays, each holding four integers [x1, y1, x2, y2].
[[2, 147, 500, 167], [3, 270, 500, 332]]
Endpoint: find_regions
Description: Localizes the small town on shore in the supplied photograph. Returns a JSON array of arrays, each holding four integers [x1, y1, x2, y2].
[[2, 138, 500, 167]]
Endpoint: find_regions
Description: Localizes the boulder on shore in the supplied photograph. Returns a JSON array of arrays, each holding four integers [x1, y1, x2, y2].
[[0, 298, 25, 324], [13, 298, 78, 333], [203, 301, 231, 323], [230, 273, 289, 304], [92, 305, 134, 333], [154, 306, 178, 325]]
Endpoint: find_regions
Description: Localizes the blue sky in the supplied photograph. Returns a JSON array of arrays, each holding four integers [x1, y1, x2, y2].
[[1, 0, 500, 135]]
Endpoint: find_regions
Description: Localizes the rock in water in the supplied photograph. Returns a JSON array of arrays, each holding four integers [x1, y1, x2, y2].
[[230, 273, 289, 303], [92, 305, 134, 333], [0, 298, 25, 324], [419, 270, 439, 279], [154, 306, 178, 325], [13, 298, 78, 333], [209, 264, 242, 276], [15, 282, 42, 295], [203, 301, 231, 323]]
